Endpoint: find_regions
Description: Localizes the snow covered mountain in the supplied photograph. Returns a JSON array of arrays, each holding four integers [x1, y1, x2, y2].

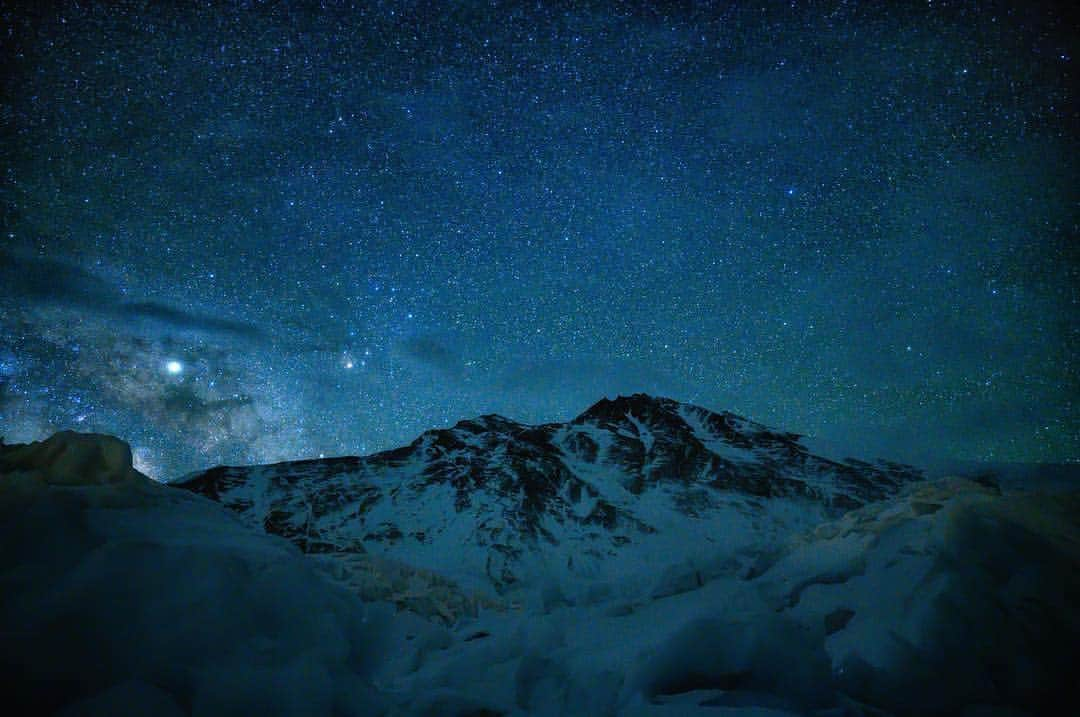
[[175, 394, 923, 596]]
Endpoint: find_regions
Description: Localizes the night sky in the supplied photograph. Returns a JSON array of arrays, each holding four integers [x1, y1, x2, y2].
[[1, 0, 1076, 480]]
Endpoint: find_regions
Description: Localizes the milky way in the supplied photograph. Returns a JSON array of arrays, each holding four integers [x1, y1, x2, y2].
[[1, 0, 1076, 478]]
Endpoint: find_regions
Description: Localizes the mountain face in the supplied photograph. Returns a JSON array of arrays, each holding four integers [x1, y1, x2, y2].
[[175, 394, 923, 594]]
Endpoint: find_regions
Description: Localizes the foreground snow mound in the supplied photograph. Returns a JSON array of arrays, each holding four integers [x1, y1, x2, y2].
[[0, 432, 392, 716], [758, 477, 1080, 714], [378, 477, 1078, 716], [0, 430, 143, 486]]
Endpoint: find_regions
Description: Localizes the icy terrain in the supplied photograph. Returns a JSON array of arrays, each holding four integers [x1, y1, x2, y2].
[[373, 475, 1079, 715], [2, 402, 1077, 715]]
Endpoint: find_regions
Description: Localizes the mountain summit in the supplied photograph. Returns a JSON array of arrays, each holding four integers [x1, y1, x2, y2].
[[176, 394, 922, 593]]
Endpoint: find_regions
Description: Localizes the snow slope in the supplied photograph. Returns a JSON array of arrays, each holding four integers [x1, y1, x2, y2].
[[375, 477, 1080, 716], [0, 431, 393, 716]]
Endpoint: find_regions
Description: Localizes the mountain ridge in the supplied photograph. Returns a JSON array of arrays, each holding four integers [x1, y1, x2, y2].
[[175, 393, 924, 594]]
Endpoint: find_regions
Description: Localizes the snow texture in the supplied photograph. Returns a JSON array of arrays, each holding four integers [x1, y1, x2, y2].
[[0, 431, 391, 716], [3, 429, 1077, 716], [372, 477, 1079, 716]]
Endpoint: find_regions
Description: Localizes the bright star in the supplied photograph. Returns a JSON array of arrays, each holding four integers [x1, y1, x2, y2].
[[165, 360, 183, 375]]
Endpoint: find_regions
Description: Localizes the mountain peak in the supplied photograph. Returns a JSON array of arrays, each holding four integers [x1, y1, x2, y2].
[[574, 393, 683, 424], [448, 413, 523, 434]]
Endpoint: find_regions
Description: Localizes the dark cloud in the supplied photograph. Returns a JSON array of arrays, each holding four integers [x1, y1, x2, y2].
[[0, 249, 261, 339], [159, 383, 258, 432], [0, 380, 11, 415], [398, 335, 464, 378], [120, 302, 263, 339], [0, 249, 118, 306]]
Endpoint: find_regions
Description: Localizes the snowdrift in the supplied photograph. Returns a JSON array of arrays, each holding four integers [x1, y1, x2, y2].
[[0, 432, 392, 716], [375, 478, 1079, 716]]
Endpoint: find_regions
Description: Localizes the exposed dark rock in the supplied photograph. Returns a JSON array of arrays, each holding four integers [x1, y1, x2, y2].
[[824, 607, 856, 635]]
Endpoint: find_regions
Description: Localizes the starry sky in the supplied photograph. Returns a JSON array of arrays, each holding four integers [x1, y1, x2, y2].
[[1, 0, 1076, 479]]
